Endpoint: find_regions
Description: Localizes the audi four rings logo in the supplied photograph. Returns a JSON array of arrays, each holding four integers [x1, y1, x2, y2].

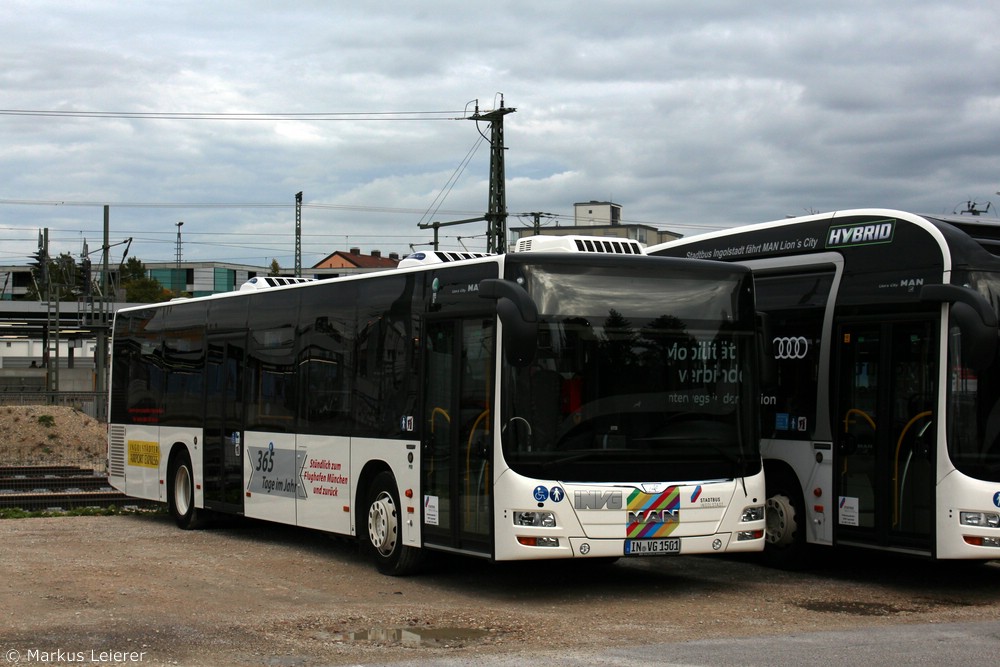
[[773, 336, 809, 359]]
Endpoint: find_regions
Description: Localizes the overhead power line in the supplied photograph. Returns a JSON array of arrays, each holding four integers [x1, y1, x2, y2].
[[0, 109, 468, 121], [0, 198, 482, 217]]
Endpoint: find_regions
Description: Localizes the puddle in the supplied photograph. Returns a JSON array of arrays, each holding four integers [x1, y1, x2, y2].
[[330, 626, 490, 647], [797, 600, 911, 616]]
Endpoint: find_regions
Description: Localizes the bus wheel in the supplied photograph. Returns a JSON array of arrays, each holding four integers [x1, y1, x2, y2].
[[363, 471, 422, 576], [168, 451, 203, 530], [763, 476, 805, 568]]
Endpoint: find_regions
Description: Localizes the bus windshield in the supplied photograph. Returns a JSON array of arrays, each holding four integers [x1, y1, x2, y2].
[[500, 260, 760, 483], [948, 270, 1000, 483]]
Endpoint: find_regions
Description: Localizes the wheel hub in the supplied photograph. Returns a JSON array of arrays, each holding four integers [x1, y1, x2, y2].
[[174, 465, 192, 516], [765, 494, 797, 547], [368, 492, 398, 556]]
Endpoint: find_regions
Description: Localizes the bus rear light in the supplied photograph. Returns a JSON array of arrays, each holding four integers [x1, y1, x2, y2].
[[516, 536, 559, 547], [737, 529, 764, 541], [960, 511, 1000, 528]]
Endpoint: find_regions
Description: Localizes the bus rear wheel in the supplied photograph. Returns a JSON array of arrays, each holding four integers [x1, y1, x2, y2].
[[168, 451, 204, 530], [363, 471, 422, 576]]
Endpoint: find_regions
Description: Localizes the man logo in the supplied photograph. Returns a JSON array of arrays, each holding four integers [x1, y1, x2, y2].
[[773, 336, 809, 360]]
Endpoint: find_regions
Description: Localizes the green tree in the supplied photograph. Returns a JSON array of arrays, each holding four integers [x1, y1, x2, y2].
[[120, 257, 171, 303], [268, 258, 281, 276], [120, 256, 148, 283], [25, 252, 85, 301]]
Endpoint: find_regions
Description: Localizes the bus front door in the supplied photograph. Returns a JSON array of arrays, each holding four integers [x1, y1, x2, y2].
[[421, 317, 495, 558], [203, 333, 247, 514], [834, 319, 936, 554]]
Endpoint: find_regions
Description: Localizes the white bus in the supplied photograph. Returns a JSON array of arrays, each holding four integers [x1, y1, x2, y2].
[[108, 239, 766, 574], [649, 209, 1000, 564]]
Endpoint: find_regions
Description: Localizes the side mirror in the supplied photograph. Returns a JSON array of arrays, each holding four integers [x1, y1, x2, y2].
[[950, 302, 997, 370], [479, 279, 538, 366], [921, 284, 998, 370]]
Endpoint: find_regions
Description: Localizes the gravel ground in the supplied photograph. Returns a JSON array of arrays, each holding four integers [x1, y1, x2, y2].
[[2, 513, 999, 666], [0, 405, 106, 469]]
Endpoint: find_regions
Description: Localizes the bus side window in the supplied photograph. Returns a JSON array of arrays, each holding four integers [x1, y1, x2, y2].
[[755, 271, 834, 440], [298, 284, 356, 436]]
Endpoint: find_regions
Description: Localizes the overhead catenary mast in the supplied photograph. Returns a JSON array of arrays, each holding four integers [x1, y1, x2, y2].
[[468, 97, 515, 254], [469, 95, 517, 253], [418, 97, 516, 254]]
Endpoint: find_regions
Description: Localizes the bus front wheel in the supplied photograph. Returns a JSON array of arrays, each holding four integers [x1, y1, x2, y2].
[[168, 451, 204, 530], [763, 474, 806, 568], [363, 471, 422, 576]]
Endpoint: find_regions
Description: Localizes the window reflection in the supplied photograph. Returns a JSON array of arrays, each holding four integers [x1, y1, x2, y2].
[[502, 263, 759, 483]]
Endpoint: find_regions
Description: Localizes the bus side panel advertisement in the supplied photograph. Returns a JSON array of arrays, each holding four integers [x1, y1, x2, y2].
[[123, 425, 162, 502], [243, 431, 297, 525], [290, 434, 351, 536]]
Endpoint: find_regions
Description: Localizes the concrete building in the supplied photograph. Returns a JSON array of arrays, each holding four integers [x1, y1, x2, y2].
[[511, 201, 682, 247]]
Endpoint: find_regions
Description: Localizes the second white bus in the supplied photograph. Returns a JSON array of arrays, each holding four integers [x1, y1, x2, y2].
[[650, 209, 1000, 564]]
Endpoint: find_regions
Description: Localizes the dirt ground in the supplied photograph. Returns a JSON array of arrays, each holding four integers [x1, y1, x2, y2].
[[2, 513, 999, 666], [2, 410, 1000, 664], [0, 405, 106, 469]]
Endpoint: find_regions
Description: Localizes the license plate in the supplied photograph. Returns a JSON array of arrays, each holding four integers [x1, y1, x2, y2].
[[624, 538, 680, 555]]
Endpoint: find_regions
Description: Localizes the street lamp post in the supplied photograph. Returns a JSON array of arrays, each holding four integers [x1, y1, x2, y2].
[[175, 221, 184, 294], [175, 221, 184, 268]]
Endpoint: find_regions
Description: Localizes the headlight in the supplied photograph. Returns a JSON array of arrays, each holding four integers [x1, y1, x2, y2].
[[514, 511, 557, 527], [740, 506, 765, 522], [960, 511, 1000, 528]]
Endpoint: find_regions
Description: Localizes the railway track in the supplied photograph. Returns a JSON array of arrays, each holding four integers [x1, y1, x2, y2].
[[0, 465, 155, 511]]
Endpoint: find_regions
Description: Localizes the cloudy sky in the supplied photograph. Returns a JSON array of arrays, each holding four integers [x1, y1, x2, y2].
[[2, 1, 999, 269]]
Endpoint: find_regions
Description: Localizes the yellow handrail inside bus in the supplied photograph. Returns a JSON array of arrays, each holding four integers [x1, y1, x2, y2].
[[430, 407, 451, 432], [841, 408, 876, 476], [427, 407, 451, 479], [893, 411, 932, 528], [466, 409, 491, 525], [843, 408, 876, 432]]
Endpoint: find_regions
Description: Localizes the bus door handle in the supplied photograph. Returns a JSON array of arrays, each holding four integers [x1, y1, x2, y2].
[[471, 436, 489, 459], [838, 433, 858, 455]]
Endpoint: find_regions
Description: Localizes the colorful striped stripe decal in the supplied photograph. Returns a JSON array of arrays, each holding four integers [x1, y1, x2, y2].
[[626, 487, 680, 538]]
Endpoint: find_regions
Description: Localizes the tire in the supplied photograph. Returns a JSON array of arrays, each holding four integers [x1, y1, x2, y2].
[[362, 471, 423, 576], [168, 450, 204, 530], [763, 472, 806, 569]]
